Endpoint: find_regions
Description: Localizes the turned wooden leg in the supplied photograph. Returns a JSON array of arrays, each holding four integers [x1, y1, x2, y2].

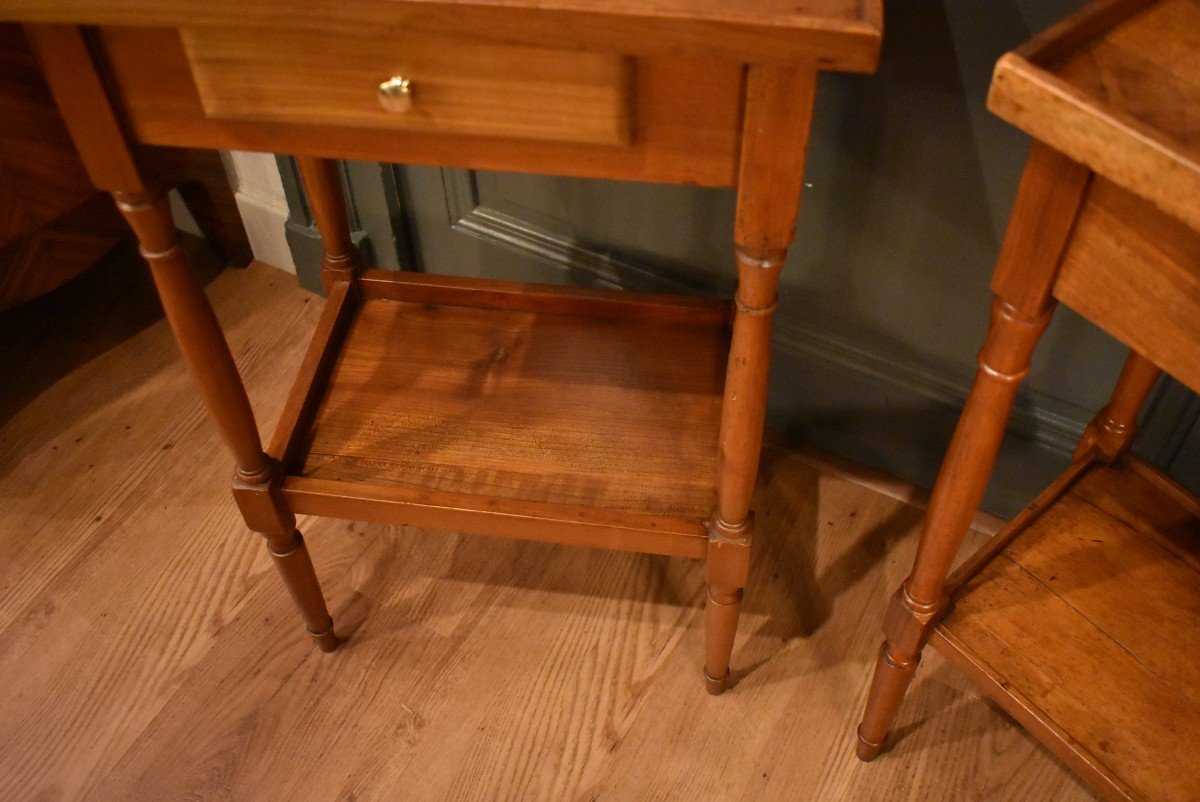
[[1074, 350, 1161, 463], [234, 472, 338, 652], [114, 188, 337, 652], [857, 142, 1092, 759], [705, 65, 817, 694], [857, 296, 1054, 759], [295, 156, 359, 290], [705, 518, 751, 695], [269, 533, 337, 650], [133, 147, 253, 268], [28, 26, 336, 651], [704, 585, 744, 693], [706, 247, 782, 694]]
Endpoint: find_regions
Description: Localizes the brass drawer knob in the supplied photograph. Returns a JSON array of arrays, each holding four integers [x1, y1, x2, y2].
[[378, 76, 413, 113]]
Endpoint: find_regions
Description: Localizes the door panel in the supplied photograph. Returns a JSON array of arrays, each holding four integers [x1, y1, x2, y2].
[[399, 166, 736, 294]]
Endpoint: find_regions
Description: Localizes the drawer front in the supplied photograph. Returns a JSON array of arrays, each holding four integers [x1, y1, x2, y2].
[[181, 27, 634, 146], [1054, 178, 1200, 396]]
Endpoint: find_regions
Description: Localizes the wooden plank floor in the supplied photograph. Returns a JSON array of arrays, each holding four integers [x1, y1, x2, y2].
[[0, 254, 1097, 801]]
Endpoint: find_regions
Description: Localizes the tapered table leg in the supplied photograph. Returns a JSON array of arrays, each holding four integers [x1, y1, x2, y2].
[[1074, 351, 1161, 463], [856, 297, 1054, 758], [705, 65, 817, 694], [116, 188, 338, 652], [26, 23, 339, 653], [856, 143, 1091, 758], [295, 157, 359, 291]]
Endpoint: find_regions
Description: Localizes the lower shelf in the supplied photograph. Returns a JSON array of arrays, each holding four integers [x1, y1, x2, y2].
[[932, 455, 1200, 801], [270, 269, 731, 558]]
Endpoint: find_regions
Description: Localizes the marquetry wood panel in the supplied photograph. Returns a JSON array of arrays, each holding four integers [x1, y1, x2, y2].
[[0, 24, 94, 236], [0, 194, 124, 309], [0, 23, 122, 308], [0, 25, 252, 309], [0, 258, 1095, 800]]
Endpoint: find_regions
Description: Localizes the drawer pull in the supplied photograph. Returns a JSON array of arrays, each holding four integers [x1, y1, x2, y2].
[[378, 76, 413, 113]]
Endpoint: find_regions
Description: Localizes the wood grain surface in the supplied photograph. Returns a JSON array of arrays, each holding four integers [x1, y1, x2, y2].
[[184, 28, 634, 146], [0, 0, 882, 72], [0, 253, 319, 799], [0, 259, 1098, 800], [988, 0, 1200, 232], [935, 457, 1200, 801], [0, 24, 124, 309], [98, 28, 745, 188], [1054, 176, 1200, 397], [299, 294, 728, 517]]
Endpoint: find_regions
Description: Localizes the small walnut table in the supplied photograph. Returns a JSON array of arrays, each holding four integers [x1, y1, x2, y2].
[[4, 1, 882, 694], [855, 1, 1200, 798]]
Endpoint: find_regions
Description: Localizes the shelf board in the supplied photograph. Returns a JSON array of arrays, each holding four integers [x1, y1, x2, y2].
[[931, 455, 1200, 801], [273, 270, 730, 558]]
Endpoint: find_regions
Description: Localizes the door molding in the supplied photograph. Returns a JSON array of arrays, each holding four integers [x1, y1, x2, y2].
[[440, 168, 714, 295], [434, 167, 1094, 454]]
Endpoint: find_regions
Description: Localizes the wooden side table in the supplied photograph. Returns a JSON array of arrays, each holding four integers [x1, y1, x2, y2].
[[855, 0, 1200, 797], [7, 1, 882, 694]]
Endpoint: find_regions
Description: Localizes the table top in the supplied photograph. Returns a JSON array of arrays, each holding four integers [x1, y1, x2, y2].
[[0, 0, 883, 72], [988, 0, 1199, 231]]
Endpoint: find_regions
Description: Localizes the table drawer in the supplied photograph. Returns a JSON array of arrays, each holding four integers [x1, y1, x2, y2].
[[181, 27, 634, 146], [1054, 177, 1200, 395]]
